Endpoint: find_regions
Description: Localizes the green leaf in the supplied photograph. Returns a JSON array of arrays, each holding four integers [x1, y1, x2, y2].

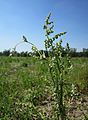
[[43, 25, 47, 29], [59, 32, 67, 36], [23, 35, 28, 42], [47, 13, 51, 19]]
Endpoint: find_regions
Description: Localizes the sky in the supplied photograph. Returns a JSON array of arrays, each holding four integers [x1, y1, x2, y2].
[[0, 0, 88, 52]]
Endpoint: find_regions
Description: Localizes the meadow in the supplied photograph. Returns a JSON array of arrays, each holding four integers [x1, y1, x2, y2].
[[0, 56, 88, 120]]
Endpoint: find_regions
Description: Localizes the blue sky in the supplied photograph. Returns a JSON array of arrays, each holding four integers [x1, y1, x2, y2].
[[0, 0, 88, 52]]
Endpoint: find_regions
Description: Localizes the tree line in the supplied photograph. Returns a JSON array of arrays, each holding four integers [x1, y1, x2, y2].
[[0, 48, 88, 57]]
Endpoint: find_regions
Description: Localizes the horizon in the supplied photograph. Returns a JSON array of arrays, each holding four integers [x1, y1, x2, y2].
[[0, 0, 88, 52]]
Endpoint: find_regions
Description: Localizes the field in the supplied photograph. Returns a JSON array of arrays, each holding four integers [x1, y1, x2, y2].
[[0, 56, 88, 120]]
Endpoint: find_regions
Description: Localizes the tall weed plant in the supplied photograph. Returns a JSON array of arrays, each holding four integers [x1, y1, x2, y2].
[[12, 13, 72, 120], [43, 13, 72, 120]]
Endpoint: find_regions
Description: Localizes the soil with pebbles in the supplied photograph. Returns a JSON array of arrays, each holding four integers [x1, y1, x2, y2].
[[38, 92, 88, 120], [67, 93, 88, 120]]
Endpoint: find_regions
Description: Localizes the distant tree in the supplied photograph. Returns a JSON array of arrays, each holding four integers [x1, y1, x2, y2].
[[82, 48, 88, 57], [20, 51, 25, 57], [3, 49, 10, 56], [0, 52, 3, 56], [83, 48, 88, 52], [69, 48, 77, 57], [70, 48, 77, 53]]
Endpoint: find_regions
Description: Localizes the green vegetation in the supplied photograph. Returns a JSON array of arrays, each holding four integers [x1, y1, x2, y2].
[[0, 14, 88, 120], [0, 57, 88, 120]]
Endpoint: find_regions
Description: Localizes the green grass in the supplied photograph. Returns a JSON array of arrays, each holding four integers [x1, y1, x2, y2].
[[0, 56, 88, 119], [70, 57, 88, 92]]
